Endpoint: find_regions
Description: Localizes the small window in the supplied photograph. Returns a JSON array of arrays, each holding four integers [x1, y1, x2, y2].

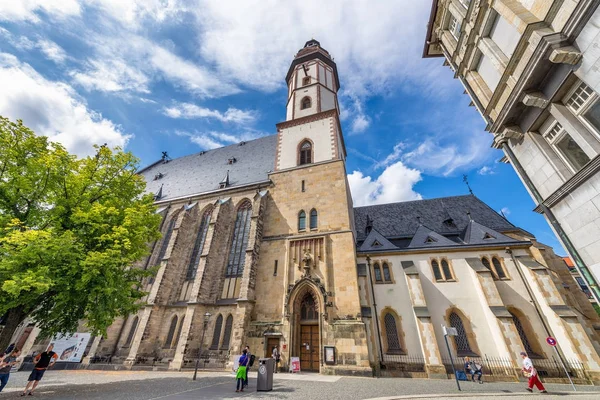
[[481, 257, 491, 271], [273, 260, 278, 276], [441, 259, 454, 281], [384, 313, 403, 354], [431, 260, 443, 281], [310, 209, 318, 230], [374, 263, 382, 283], [382, 263, 392, 282], [301, 180, 305, 192], [125, 316, 139, 346], [164, 315, 178, 349], [210, 314, 223, 350], [492, 257, 506, 279], [299, 140, 312, 165], [448, 14, 461, 40], [449, 312, 476, 356], [302, 76, 311, 86], [221, 315, 233, 350], [298, 210, 306, 231], [544, 122, 590, 172], [301, 96, 312, 110]]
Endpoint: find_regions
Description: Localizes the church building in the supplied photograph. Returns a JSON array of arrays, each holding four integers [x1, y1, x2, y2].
[[14, 40, 600, 381]]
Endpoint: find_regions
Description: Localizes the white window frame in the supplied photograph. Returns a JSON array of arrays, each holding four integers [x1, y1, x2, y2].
[[563, 80, 600, 138], [448, 14, 461, 40], [458, 0, 471, 8], [543, 120, 590, 173]]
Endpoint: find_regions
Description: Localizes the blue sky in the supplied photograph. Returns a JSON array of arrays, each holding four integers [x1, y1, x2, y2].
[[0, 0, 564, 254]]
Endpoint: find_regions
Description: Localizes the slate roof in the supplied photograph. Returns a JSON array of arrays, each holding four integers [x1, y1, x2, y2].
[[139, 135, 277, 201], [354, 195, 517, 241]]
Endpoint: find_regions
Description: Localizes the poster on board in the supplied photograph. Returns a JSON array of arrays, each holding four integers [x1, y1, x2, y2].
[[290, 357, 301, 373], [50, 333, 91, 362]]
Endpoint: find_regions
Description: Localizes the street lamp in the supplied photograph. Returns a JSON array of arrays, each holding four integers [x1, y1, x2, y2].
[[193, 312, 211, 381]]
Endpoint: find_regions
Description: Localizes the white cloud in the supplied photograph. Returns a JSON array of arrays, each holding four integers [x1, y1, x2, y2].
[[501, 207, 511, 216], [174, 129, 263, 150], [478, 165, 496, 175], [0, 0, 81, 22], [348, 162, 422, 206], [71, 58, 150, 93], [37, 39, 67, 63], [351, 114, 370, 134], [163, 102, 256, 124], [0, 53, 129, 156]]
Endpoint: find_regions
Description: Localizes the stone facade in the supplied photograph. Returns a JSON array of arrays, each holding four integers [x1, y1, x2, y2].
[[423, 0, 600, 303]]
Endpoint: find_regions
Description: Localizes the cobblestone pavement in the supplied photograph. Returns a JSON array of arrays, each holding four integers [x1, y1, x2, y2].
[[0, 370, 598, 399]]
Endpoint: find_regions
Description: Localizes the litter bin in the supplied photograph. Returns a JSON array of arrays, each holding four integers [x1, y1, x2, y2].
[[257, 358, 274, 391]]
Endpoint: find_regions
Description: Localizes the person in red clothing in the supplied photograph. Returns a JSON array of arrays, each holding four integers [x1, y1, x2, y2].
[[21, 344, 58, 396], [521, 351, 547, 393]]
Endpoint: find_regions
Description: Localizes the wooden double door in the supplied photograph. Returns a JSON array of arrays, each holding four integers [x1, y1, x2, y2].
[[300, 324, 320, 371]]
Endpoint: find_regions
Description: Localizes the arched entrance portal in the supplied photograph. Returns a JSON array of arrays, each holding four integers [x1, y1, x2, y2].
[[294, 291, 320, 371]]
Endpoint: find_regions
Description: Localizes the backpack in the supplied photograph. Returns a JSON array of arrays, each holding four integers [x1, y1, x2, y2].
[[249, 354, 256, 367]]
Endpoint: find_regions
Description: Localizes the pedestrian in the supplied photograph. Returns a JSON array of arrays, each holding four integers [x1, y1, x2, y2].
[[235, 349, 249, 393], [464, 357, 483, 383], [21, 343, 58, 396], [272, 345, 280, 373], [0, 347, 21, 392], [520, 351, 547, 393], [244, 345, 254, 388]]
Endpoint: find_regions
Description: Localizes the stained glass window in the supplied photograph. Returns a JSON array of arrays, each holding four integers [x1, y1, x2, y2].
[[225, 202, 252, 277], [384, 313, 402, 354], [186, 208, 212, 281], [210, 314, 223, 350]]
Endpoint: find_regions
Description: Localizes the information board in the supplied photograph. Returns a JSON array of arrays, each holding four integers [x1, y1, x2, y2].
[[51, 333, 91, 363], [290, 357, 301, 373]]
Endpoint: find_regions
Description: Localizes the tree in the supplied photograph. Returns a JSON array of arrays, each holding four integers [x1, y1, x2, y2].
[[0, 117, 161, 350]]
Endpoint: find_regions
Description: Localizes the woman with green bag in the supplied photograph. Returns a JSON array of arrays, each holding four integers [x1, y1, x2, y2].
[[236, 349, 249, 392]]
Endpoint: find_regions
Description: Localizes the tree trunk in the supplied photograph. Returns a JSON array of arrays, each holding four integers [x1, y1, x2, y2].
[[0, 306, 27, 352]]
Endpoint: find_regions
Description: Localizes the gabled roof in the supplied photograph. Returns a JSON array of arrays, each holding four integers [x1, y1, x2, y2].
[[461, 219, 517, 245], [138, 135, 277, 201], [359, 228, 398, 252], [408, 225, 461, 249], [354, 195, 516, 241]]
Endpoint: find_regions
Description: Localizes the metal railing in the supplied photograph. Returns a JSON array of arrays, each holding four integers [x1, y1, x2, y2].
[[183, 349, 229, 370]]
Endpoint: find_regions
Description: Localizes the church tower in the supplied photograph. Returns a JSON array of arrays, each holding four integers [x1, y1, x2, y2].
[[276, 39, 346, 170], [249, 40, 371, 375]]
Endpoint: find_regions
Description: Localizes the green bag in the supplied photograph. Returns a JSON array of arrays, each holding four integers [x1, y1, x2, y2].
[[236, 365, 247, 379]]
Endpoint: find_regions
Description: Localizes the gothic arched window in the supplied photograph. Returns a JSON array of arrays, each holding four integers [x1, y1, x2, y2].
[[300, 294, 318, 321], [301, 96, 312, 109], [441, 259, 454, 281], [510, 310, 539, 357], [382, 263, 392, 282], [125, 316, 138, 346], [481, 257, 491, 271], [431, 260, 443, 281], [298, 210, 306, 231], [373, 263, 382, 283], [384, 313, 402, 354], [492, 257, 507, 279], [186, 207, 212, 281], [157, 216, 177, 262], [164, 315, 178, 349], [310, 209, 318, 230], [225, 201, 252, 277], [299, 140, 312, 165], [221, 315, 234, 350], [449, 311, 475, 356], [210, 314, 223, 350]]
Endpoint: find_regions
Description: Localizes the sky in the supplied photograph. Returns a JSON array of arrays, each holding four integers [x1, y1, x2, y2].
[[0, 0, 565, 254]]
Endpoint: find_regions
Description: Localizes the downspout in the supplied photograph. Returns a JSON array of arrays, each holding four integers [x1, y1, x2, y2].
[[500, 141, 600, 303], [366, 256, 384, 366]]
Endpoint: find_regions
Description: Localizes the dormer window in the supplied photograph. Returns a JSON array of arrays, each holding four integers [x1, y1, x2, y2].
[[154, 172, 164, 181], [301, 96, 312, 110], [425, 236, 436, 244], [302, 77, 311, 86], [228, 157, 237, 165], [483, 233, 495, 240]]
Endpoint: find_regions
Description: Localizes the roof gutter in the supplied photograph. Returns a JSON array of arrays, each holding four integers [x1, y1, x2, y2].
[[152, 179, 272, 206], [422, 0, 442, 58]]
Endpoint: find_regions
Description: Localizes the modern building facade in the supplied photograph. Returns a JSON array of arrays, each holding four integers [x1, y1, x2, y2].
[[423, 0, 600, 303], [10, 40, 600, 381]]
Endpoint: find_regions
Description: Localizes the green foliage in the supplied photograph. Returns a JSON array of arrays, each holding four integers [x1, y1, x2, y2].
[[0, 116, 161, 338]]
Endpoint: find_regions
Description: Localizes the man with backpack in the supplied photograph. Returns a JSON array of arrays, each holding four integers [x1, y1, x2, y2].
[[244, 345, 255, 389]]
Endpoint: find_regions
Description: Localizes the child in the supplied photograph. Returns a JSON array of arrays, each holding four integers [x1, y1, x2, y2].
[[236, 349, 248, 393], [0, 348, 21, 392]]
